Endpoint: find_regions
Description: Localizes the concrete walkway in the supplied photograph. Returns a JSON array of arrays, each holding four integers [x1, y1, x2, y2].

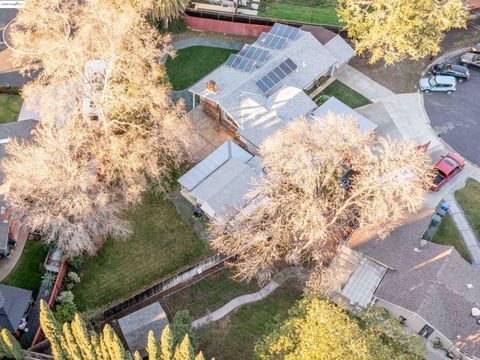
[[444, 194, 480, 266], [334, 64, 395, 102], [192, 279, 280, 328], [0, 223, 29, 281]]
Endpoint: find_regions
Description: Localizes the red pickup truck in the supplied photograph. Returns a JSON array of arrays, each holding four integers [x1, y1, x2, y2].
[[431, 153, 465, 191]]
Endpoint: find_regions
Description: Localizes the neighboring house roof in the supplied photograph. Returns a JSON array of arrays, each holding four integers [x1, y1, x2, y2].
[[347, 208, 480, 358], [189, 25, 354, 149], [0, 120, 38, 253], [311, 97, 378, 134], [324, 36, 356, 66], [0, 284, 32, 332], [179, 141, 262, 223]]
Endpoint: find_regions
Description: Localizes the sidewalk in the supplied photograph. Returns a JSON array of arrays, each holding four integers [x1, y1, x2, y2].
[[334, 64, 394, 102], [444, 193, 480, 266], [0, 223, 29, 281]]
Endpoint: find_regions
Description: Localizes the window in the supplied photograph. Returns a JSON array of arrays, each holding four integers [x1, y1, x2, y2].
[[419, 324, 434, 338]]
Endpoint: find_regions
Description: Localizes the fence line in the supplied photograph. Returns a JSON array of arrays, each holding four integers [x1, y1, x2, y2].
[[93, 254, 229, 325], [31, 258, 68, 346], [184, 8, 343, 32]]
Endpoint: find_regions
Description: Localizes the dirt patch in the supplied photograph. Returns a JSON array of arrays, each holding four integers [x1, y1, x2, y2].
[[349, 19, 480, 94]]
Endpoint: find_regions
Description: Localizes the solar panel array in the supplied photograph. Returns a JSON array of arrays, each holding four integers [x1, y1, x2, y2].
[[225, 54, 257, 72], [239, 45, 270, 65], [255, 58, 297, 95], [270, 23, 300, 40], [256, 32, 288, 50]]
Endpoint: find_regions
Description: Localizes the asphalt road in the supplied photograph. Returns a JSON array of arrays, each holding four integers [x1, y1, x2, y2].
[[424, 57, 480, 165]]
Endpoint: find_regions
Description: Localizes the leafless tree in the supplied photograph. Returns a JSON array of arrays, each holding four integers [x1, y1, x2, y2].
[[210, 115, 433, 284], [3, 0, 194, 255]]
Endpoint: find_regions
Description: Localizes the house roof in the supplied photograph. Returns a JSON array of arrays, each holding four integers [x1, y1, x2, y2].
[[311, 97, 377, 134], [189, 26, 354, 149], [0, 284, 32, 332], [348, 208, 480, 357], [179, 141, 262, 223], [237, 86, 317, 148], [178, 140, 253, 192], [300, 25, 337, 45]]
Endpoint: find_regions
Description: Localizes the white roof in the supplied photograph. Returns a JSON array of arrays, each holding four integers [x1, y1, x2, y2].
[[191, 157, 260, 223], [341, 257, 387, 307], [178, 140, 253, 191], [189, 28, 355, 148], [312, 97, 378, 134], [325, 35, 356, 66], [238, 86, 317, 148]]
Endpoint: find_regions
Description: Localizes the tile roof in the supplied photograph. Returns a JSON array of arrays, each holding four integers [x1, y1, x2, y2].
[[348, 208, 480, 357], [0, 284, 32, 332]]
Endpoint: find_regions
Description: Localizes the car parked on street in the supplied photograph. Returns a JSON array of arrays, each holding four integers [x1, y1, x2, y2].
[[460, 52, 480, 70], [470, 43, 480, 53], [431, 63, 470, 82], [419, 75, 457, 94], [431, 153, 465, 191]]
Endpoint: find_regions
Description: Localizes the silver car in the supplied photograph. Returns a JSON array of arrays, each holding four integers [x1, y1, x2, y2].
[[419, 75, 456, 94]]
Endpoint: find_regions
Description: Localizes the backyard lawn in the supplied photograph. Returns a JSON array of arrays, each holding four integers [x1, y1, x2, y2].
[[164, 269, 259, 319], [316, 80, 372, 108], [197, 280, 302, 360], [74, 191, 210, 313], [1, 240, 47, 296], [432, 213, 471, 263], [0, 94, 22, 123], [258, 0, 341, 26], [456, 179, 480, 241], [166, 46, 238, 91]]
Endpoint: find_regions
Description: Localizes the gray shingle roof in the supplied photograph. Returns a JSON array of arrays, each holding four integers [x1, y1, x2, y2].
[[0, 284, 32, 332], [348, 208, 480, 357]]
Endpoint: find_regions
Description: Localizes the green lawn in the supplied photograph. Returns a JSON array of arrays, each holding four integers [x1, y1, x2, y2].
[[316, 80, 372, 108], [258, 0, 342, 26], [166, 46, 238, 91], [74, 191, 210, 313], [0, 94, 22, 123], [456, 179, 480, 241], [432, 213, 471, 263], [197, 280, 301, 360], [164, 269, 259, 318], [1, 240, 47, 296]]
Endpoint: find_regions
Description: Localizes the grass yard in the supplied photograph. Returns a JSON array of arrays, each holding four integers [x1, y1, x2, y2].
[[0, 94, 22, 123], [166, 46, 238, 91], [74, 191, 210, 313], [456, 179, 480, 242], [1, 240, 47, 296], [316, 79, 371, 108], [258, 0, 341, 26], [432, 213, 471, 263], [164, 269, 260, 319], [197, 280, 302, 360]]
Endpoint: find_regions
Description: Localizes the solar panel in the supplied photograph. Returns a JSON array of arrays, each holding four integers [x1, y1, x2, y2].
[[225, 54, 257, 72], [256, 32, 288, 50], [270, 23, 300, 40], [255, 58, 298, 95], [239, 45, 270, 65]]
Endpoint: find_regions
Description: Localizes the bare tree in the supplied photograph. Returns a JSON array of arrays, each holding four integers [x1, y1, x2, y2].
[[210, 116, 432, 284], [3, 0, 194, 255]]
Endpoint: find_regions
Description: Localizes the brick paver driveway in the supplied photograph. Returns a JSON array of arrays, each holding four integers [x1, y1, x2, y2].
[[424, 53, 480, 166]]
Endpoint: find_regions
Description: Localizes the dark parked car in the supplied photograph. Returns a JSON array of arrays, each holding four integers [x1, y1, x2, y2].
[[471, 43, 480, 53], [431, 63, 469, 82], [460, 53, 480, 70]]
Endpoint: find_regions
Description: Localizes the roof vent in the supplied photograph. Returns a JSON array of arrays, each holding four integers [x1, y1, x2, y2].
[[471, 307, 480, 317], [0, 138, 11, 144], [206, 80, 219, 93], [467, 283, 473, 289], [420, 239, 427, 248]]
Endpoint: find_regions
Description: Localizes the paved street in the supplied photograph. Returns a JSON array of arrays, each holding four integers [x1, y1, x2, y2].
[[424, 54, 480, 165]]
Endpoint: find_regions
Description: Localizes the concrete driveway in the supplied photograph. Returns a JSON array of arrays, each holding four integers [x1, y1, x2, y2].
[[424, 54, 480, 165]]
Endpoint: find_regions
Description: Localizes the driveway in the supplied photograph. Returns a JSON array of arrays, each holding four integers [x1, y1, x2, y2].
[[424, 54, 480, 165]]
